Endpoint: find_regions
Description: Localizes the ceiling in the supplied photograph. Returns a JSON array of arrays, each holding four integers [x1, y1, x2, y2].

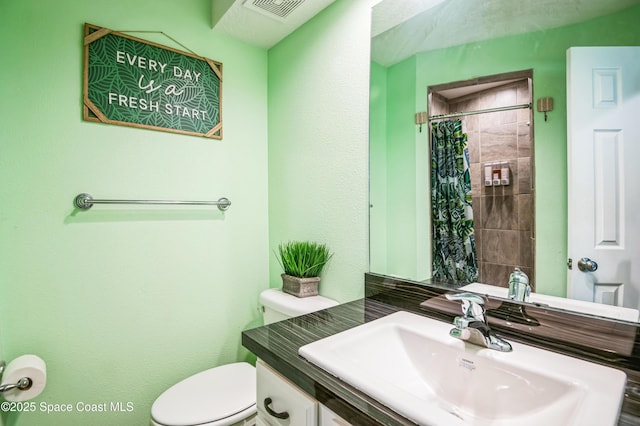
[[212, 0, 640, 66], [371, 0, 640, 66], [212, 0, 337, 48]]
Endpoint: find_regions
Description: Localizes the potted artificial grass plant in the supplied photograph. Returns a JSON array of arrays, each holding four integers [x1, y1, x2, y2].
[[276, 241, 332, 298]]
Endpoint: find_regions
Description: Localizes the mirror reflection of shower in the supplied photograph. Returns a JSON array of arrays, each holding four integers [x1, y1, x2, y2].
[[428, 70, 535, 289]]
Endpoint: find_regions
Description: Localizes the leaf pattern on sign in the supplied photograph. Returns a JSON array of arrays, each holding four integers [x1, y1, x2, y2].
[[86, 27, 221, 135]]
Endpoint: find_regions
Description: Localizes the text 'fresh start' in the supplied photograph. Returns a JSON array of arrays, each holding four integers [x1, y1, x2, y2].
[[107, 93, 207, 120]]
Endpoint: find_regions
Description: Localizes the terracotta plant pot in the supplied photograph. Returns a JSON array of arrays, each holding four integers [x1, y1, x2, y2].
[[281, 274, 320, 298]]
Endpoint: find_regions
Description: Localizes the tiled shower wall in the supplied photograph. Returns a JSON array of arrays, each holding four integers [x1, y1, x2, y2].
[[431, 80, 535, 289]]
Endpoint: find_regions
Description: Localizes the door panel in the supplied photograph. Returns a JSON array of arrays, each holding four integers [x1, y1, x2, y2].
[[567, 46, 640, 312]]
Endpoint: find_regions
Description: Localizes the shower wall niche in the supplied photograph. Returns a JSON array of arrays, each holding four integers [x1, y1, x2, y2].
[[429, 74, 535, 289]]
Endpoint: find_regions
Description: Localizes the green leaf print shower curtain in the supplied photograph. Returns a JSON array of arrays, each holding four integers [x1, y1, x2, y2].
[[431, 120, 478, 283]]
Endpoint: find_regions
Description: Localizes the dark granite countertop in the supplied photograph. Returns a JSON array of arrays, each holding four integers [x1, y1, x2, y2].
[[242, 273, 640, 425]]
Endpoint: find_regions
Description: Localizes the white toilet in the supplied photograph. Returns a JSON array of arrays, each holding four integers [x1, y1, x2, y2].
[[150, 288, 339, 426]]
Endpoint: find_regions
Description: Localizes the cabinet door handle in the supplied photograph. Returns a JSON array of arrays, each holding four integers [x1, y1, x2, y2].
[[264, 397, 290, 420]]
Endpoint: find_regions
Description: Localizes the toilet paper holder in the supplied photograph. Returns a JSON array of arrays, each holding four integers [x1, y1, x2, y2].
[[0, 361, 32, 393]]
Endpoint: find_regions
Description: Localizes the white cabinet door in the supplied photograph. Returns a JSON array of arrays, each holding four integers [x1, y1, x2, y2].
[[256, 360, 317, 426], [319, 404, 352, 426]]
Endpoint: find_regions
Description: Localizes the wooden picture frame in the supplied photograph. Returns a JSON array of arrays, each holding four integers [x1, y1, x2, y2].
[[83, 23, 223, 139]]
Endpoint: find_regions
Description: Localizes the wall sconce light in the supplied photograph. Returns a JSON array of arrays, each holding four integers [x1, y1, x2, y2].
[[415, 111, 428, 132], [536, 97, 554, 122]]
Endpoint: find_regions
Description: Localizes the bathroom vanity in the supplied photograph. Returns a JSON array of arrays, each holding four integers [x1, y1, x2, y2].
[[256, 359, 350, 425], [242, 273, 640, 425]]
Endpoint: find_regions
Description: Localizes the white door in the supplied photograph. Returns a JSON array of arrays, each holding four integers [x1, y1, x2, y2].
[[567, 46, 640, 311]]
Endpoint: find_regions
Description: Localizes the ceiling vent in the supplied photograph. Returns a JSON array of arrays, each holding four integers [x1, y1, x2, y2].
[[243, 0, 304, 21]]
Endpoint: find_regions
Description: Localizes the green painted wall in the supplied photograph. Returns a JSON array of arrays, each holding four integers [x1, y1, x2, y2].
[[267, 0, 373, 303], [369, 61, 388, 273], [0, 1, 269, 425], [0, 0, 375, 424], [370, 55, 432, 282], [373, 4, 640, 295]]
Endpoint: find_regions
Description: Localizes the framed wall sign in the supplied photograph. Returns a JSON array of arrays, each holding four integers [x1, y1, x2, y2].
[[83, 23, 223, 139]]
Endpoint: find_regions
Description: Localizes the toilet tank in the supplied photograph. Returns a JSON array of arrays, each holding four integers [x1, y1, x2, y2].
[[260, 289, 339, 325]]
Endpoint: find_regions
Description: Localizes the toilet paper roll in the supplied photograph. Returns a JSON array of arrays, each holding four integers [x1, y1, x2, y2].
[[1, 354, 46, 402]]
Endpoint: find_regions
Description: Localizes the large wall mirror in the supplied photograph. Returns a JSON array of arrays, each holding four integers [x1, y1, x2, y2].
[[369, 0, 640, 322]]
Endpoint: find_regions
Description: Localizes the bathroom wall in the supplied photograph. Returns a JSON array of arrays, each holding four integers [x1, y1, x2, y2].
[[0, 0, 374, 424], [369, 56, 432, 281], [0, 1, 270, 425], [372, 4, 640, 296], [369, 61, 389, 274], [267, 0, 373, 303]]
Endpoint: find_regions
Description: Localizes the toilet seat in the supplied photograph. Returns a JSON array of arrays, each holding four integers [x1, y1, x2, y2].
[[151, 362, 256, 426]]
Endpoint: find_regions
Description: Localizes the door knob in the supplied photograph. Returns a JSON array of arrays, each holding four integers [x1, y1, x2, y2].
[[577, 257, 598, 272]]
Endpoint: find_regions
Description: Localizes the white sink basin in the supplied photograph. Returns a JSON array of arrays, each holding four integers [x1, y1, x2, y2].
[[299, 311, 626, 426]]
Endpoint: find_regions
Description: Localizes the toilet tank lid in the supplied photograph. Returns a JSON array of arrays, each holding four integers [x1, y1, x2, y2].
[[151, 362, 256, 426], [260, 288, 339, 317]]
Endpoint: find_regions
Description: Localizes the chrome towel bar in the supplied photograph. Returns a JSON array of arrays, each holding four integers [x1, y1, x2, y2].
[[74, 193, 231, 211]]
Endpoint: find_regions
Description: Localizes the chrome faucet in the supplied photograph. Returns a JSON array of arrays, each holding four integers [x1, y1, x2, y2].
[[445, 292, 512, 352]]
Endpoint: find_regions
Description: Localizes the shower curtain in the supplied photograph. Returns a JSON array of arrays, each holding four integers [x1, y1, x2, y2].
[[431, 119, 478, 283]]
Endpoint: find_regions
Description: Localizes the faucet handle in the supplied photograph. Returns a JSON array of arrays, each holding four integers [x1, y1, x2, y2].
[[446, 292, 486, 322], [445, 292, 512, 352]]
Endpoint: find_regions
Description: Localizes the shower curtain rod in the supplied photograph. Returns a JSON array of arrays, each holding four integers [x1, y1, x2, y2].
[[428, 102, 532, 121]]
